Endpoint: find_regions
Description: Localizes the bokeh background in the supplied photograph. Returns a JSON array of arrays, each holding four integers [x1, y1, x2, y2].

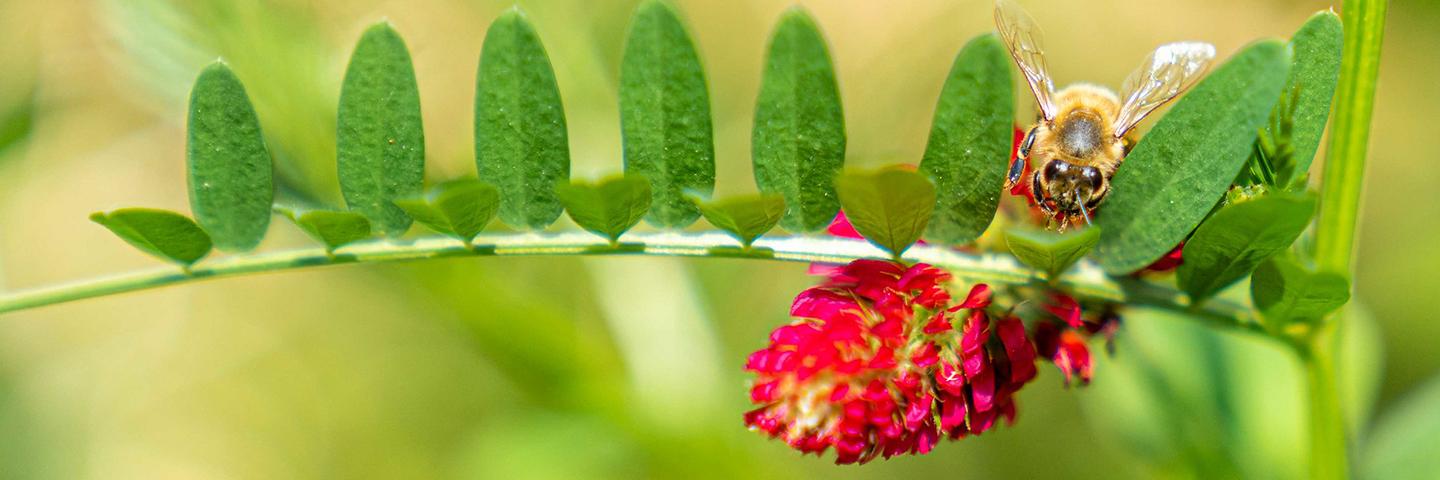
[[0, 0, 1434, 478]]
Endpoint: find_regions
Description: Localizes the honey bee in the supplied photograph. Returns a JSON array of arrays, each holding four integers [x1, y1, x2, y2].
[[995, 0, 1215, 231]]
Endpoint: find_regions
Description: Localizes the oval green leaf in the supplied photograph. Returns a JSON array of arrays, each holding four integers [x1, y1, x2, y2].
[[556, 176, 652, 243], [752, 7, 845, 232], [834, 169, 935, 257], [91, 208, 213, 266], [476, 8, 570, 231], [1279, 11, 1343, 184], [1005, 226, 1101, 282], [691, 193, 785, 247], [1096, 40, 1290, 274], [278, 208, 373, 253], [919, 33, 1013, 245], [620, 0, 714, 228], [394, 179, 500, 243], [1178, 194, 1315, 303], [337, 22, 426, 237], [187, 62, 273, 252], [1250, 256, 1349, 328]]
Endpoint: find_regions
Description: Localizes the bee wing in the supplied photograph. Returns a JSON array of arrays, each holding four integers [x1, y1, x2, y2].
[[994, 0, 1057, 121], [1112, 42, 1216, 137]]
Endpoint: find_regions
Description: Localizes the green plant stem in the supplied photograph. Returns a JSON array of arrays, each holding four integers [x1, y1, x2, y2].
[[1308, 1, 1386, 478], [1301, 324, 1348, 480], [0, 231, 1251, 326], [1316, 0, 1386, 276]]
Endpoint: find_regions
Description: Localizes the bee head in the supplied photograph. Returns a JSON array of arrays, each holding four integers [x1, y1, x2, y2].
[[1040, 160, 1105, 214]]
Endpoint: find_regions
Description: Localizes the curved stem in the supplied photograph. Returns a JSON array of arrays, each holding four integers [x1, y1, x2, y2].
[[0, 231, 1250, 327]]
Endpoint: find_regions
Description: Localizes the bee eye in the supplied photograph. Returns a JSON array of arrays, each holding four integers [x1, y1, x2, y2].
[[1042, 161, 1066, 181], [1083, 168, 1103, 189]]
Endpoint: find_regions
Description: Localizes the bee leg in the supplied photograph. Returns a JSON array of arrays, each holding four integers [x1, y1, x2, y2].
[[1006, 156, 1027, 190], [1007, 126, 1039, 190]]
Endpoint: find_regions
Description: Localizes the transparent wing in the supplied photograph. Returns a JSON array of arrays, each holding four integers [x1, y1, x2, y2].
[[994, 0, 1057, 121], [1112, 42, 1216, 137]]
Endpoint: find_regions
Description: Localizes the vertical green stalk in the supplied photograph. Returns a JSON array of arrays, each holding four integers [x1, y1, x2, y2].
[[1310, 0, 1386, 478], [1315, 0, 1386, 274], [1302, 327, 1347, 480]]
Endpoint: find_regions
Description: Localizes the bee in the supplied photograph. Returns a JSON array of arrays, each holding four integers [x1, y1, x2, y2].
[[995, 0, 1216, 231]]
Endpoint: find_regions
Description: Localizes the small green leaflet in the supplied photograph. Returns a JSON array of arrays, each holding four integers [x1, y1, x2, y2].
[[620, 0, 714, 228], [1005, 227, 1101, 282], [752, 7, 846, 233], [1095, 40, 1290, 274], [919, 33, 1013, 245], [394, 179, 500, 244], [1178, 194, 1315, 303], [91, 208, 213, 266], [1278, 11, 1343, 184], [476, 8, 570, 230], [834, 169, 935, 258], [337, 22, 426, 237], [278, 208, 373, 253], [691, 193, 786, 248], [556, 176, 652, 243], [187, 62, 273, 252], [1250, 256, 1349, 328]]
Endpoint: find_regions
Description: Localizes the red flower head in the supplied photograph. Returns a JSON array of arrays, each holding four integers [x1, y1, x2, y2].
[[1034, 293, 1107, 386], [744, 260, 1040, 464]]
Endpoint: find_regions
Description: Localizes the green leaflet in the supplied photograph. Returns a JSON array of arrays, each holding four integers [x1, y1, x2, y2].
[[1278, 11, 1343, 184], [1178, 194, 1315, 303], [556, 176, 652, 243], [91, 208, 213, 266], [919, 33, 1013, 245], [394, 179, 500, 243], [620, 0, 714, 228], [278, 208, 373, 253], [1250, 256, 1349, 328], [1096, 40, 1290, 274], [1004, 227, 1101, 282], [691, 193, 786, 248], [187, 62, 273, 252], [834, 169, 935, 258], [337, 22, 426, 237], [752, 7, 845, 232], [476, 8, 570, 230]]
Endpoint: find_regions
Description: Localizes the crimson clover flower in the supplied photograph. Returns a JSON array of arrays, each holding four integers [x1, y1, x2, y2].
[[744, 260, 1041, 464]]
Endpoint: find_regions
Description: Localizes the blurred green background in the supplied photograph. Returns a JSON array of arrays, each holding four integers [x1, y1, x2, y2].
[[0, 0, 1434, 478]]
